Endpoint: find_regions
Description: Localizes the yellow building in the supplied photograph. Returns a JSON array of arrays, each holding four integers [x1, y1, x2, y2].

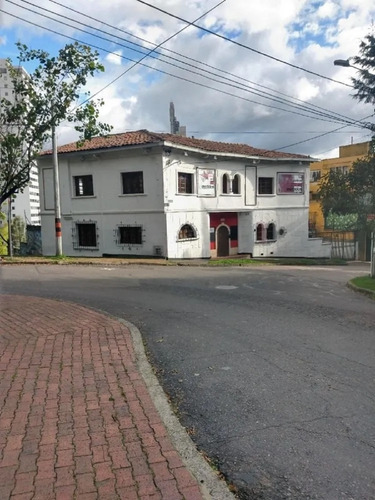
[[309, 141, 371, 259]]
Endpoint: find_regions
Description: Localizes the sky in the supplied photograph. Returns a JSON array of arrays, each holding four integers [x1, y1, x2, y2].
[[0, 0, 374, 158]]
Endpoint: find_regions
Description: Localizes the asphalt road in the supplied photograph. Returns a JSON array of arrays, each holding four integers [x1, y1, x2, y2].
[[1, 263, 374, 499]]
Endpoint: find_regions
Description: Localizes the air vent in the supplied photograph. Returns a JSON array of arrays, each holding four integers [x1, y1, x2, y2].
[[153, 246, 163, 257]]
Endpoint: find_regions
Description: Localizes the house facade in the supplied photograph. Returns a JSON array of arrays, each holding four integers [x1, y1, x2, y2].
[[38, 130, 330, 259]]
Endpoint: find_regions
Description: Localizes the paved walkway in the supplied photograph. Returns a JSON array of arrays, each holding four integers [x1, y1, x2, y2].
[[0, 295, 204, 500]]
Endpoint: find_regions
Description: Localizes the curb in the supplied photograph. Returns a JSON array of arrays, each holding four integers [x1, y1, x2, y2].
[[347, 280, 375, 300], [119, 318, 234, 500]]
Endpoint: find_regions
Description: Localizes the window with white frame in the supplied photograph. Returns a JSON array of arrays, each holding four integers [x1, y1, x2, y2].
[[232, 174, 240, 194], [222, 173, 230, 194], [267, 223, 276, 240], [178, 172, 194, 194], [178, 224, 196, 240], [73, 175, 94, 197], [122, 171, 144, 194], [258, 177, 274, 195]]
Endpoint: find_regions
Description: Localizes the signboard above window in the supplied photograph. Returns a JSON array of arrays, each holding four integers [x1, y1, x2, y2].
[[277, 173, 304, 194], [197, 168, 216, 197]]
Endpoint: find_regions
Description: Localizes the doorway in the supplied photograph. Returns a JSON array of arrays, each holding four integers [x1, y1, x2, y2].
[[217, 225, 230, 257]]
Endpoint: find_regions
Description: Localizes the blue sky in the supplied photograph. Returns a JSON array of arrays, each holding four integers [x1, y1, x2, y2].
[[1, 0, 374, 157]]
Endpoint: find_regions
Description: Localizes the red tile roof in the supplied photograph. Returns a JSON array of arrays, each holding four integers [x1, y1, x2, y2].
[[41, 129, 309, 160]]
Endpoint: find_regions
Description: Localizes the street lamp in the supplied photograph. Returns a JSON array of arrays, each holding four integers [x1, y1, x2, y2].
[[333, 59, 362, 71]]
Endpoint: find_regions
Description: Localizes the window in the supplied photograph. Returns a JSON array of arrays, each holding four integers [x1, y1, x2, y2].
[[267, 223, 276, 240], [178, 172, 193, 194], [256, 224, 265, 241], [277, 173, 304, 194], [76, 223, 97, 248], [222, 173, 229, 194], [178, 224, 196, 239], [122, 171, 144, 194], [232, 174, 240, 194], [258, 177, 274, 195], [310, 170, 321, 182], [331, 166, 349, 175], [119, 226, 142, 245], [74, 175, 93, 196]]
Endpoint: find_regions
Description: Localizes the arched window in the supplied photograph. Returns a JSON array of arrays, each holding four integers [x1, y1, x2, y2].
[[232, 174, 240, 194], [178, 224, 196, 240], [222, 173, 229, 194], [256, 224, 264, 241], [267, 223, 276, 240]]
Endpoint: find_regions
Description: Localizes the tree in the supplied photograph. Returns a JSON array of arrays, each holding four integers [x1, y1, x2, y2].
[[351, 33, 375, 107], [318, 145, 375, 233], [0, 42, 112, 207], [11, 215, 26, 252]]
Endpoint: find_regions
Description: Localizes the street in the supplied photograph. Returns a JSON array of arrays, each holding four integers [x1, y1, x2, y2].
[[0, 263, 374, 499]]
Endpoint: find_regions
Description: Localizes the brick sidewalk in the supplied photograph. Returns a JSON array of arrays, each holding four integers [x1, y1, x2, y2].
[[0, 295, 204, 500]]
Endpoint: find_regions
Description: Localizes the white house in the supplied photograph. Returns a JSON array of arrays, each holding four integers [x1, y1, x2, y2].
[[37, 130, 330, 259]]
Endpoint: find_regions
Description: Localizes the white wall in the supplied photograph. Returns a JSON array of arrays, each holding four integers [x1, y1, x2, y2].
[[166, 211, 210, 259]]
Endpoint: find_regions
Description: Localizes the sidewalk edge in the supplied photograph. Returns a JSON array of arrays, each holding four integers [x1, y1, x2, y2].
[[118, 318, 234, 500]]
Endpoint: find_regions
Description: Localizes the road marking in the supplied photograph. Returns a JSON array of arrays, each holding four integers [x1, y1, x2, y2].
[[215, 285, 238, 290]]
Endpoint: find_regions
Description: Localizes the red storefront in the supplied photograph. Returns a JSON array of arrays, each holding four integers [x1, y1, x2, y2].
[[209, 212, 238, 257]]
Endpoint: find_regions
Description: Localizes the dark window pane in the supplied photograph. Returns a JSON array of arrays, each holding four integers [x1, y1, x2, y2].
[[179, 224, 196, 239], [256, 224, 264, 241], [222, 174, 229, 194], [230, 225, 238, 240], [77, 223, 97, 247], [119, 226, 142, 244], [232, 174, 240, 194], [267, 223, 275, 240], [258, 177, 274, 194], [74, 175, 93, 196], [178, 173, 193, 194], [122, 172, 144, 194]]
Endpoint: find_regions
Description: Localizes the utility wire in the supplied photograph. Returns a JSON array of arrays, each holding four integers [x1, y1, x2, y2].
[[42, 0, 359, 124], [135, 0, 352, 88], [49, 0, 358, 118], [3, 7, 371, 131], [5, 0, 366, 127], [274, 113, 375, 150]]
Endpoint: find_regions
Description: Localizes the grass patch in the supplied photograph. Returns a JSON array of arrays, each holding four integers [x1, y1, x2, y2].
[[207, 258, 270, 266], [350, 276, 375, 292]]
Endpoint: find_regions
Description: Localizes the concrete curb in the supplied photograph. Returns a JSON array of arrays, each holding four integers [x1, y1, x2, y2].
[[347, 280, 375, 300], [119, 318, 234, 500]]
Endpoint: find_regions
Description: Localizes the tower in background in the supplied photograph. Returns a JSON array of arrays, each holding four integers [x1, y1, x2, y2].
[[169, 102, 186, 136], [0, 59, 40, 225]]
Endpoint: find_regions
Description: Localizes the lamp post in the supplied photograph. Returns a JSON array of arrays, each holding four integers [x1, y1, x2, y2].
[[333, 59, 362, 71]]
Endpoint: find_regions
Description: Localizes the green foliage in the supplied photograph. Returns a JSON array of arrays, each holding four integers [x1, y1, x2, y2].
[[325, 212, 358, 231], [0, 42, 112, 206], [0, 211, 8, 255], [318, 147, 375, 232], [11, 215, 26, 251], [351, 34, 375, 108]]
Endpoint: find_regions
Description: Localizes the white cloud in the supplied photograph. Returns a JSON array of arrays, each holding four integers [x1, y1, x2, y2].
[[106, 51, 123, 66], [1, 0, 375, 158]]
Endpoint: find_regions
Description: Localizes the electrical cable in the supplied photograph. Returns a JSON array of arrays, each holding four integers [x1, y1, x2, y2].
[[4, 1, 366, 127], [135, 0, 353, 88]]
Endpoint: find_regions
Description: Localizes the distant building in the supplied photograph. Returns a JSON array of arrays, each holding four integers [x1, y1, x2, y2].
[[0, 58, 40, 225], [38, 130, 330, 259], [169, 102, 186, 136], [309, 141, 371, 260]]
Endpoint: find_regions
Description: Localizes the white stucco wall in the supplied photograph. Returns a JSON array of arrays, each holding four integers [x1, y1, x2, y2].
[[38, 144, 330, 259]]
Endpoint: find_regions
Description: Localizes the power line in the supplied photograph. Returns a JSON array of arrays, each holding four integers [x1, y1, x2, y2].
[[135, 0, 353, 88], [5, 1, 366, 127], [274, 113, 374, 150]]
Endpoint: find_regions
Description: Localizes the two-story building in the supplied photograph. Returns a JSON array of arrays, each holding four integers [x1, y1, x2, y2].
[[38, 130, 330, 259]]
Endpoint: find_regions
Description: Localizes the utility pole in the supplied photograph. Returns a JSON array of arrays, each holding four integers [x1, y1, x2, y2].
[[52, 125, 62, 256], [7, 197, 13, 257]]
